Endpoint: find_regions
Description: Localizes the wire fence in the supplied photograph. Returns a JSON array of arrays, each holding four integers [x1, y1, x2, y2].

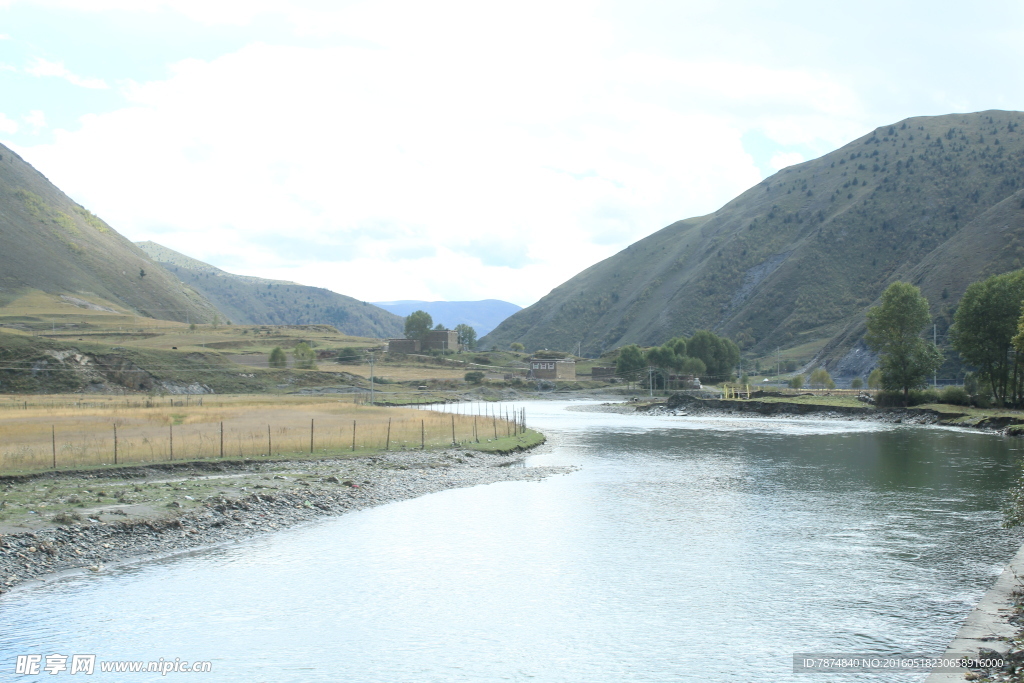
[[0, 397, 527, 474]]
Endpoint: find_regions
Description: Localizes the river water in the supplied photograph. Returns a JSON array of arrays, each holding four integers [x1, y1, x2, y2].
[[2, 401, 1023, 682]]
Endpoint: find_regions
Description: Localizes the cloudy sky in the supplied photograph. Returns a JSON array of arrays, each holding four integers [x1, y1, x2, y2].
[[2, 1, 1022, 307]]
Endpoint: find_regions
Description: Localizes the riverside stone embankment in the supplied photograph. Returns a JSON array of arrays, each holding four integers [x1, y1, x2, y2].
[[0, 447, 572, 595], [645, 393, 1024, 433]]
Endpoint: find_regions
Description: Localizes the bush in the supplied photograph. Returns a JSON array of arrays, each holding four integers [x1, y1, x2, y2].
[[874, 389, 941, 407], [472, 355, 492, 365], [268, 347, 287, 369], [337, 347, 362, 364], [464, 371, 485, 383], [788, 375, 804, 389], [809, 368, 836, 389], [293, 342, 317, 370], [939, 386, 971, 406], [850, 378, 864, 389]]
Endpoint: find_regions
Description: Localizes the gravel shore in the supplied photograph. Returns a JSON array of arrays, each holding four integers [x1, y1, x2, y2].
[[0, 447, 574, 595]]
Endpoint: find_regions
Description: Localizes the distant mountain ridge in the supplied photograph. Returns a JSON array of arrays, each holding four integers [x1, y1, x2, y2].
[[372, 299, 522, 336], [0, 143, 219, 322], [138, 241, 404, 338], [481, 110, 1024, 373]]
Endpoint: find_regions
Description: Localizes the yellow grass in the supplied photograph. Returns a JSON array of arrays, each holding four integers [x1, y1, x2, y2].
[[0, 394, 521, 473]]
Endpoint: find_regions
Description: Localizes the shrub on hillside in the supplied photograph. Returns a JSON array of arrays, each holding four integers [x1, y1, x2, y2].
[[465, 371, 485, 383]]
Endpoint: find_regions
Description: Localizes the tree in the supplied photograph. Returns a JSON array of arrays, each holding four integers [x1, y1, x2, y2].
[[269, 347, 287, 369], [404, 310, 433, 341], [957, 270, 1024, 405], [294, 342, 317, 370], [686, 330, 740, 379], [454, 324, 477, 351], [644, 345, 677, 371], [788, 375, 804, 389], [678, 356, 706, 376], [865, 281, 943, 405], [808, 368, 836, 389], [510, 342, 525, 353], [616, 345, 646, 388], [464, 371, 485, 383], [851, 378, 864, 389], [337, 347, 361, 363], [867, 368, 883, 390], [434, 323, 446, 330]]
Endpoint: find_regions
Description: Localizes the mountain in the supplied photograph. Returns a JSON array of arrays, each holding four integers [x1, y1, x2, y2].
[[481, 110, 1024, 372], [0, 144, 218, 322], [371, 299, 522, 336], [138, 241, 404, 338]]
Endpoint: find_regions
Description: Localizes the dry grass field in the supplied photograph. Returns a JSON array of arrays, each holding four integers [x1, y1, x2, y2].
[[0, 394, 524, 474]]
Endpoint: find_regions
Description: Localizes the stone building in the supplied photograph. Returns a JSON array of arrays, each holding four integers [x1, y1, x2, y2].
[[528, 357, 576, 380], [423, 329, 459, 352], [387, 339, 420, 353]]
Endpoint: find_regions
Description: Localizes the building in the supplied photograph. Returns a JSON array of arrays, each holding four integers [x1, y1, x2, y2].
[[422, 329, 459, 352], [528, 357, 576, 380], [591, 366, 617, 380], [387, 339, 420, 354]]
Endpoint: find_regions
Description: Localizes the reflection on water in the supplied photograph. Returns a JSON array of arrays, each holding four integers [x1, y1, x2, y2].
[[1, 402, 1021, 682]]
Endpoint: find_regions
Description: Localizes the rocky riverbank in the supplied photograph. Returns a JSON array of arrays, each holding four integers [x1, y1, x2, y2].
[[570, 394, 1024, 433], [0, 446, 573, 595]]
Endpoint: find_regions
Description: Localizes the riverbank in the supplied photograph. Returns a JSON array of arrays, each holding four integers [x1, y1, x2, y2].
[[0, 439, 571, 596], [569, 394, 1024, 434]]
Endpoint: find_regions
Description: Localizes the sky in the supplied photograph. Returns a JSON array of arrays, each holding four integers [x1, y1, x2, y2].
[[2, 1, 1023, 307]]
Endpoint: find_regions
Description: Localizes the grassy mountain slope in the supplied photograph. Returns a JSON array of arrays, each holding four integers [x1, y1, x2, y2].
[[481, 110, 1024, 368], [371, 299, 522, 336], [0, 144, 218, 322], [137, 241, 404, 339]]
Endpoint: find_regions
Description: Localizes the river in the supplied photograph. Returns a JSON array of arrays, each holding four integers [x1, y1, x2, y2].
[[2, 400, 1022, 682]]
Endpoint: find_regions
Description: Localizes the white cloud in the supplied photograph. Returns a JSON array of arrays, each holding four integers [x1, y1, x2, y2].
[[25, 57, 108, 89], [0, 34, 10, 39], [13, 0, 288, 25], [23, 110, 46, 131], [769, 152, 806, 172], [12, 2, 877, 305], [0, 113, 17, 133]]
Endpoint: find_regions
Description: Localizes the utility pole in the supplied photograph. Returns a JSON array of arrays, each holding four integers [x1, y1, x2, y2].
[[367, 352, 375, 405], [649, 366, 654, 397], [934, 324, 938, 387]]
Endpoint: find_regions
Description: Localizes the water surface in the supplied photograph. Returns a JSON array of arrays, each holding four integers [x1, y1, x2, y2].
[[1, 401, 1021, 682]]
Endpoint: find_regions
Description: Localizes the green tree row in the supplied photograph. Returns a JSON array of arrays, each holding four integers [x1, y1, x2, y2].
[[615, 331, 740, 383], [866, 270, 1024, 407]]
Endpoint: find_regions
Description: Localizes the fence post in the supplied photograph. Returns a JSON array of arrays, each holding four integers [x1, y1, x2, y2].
[[352, 420, 356, 452], [385, 417, 391, 451], [170, 425, 173, 461], [268, 425, 272, 457], [52, 425, 56, 469], [113, 424, 118, 465], [421, 420, 425, 449], [220, 422, 224, 458], [451, 414, 456, 446], [310, 418, 314, 454], [474, 416, 478, 443]]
